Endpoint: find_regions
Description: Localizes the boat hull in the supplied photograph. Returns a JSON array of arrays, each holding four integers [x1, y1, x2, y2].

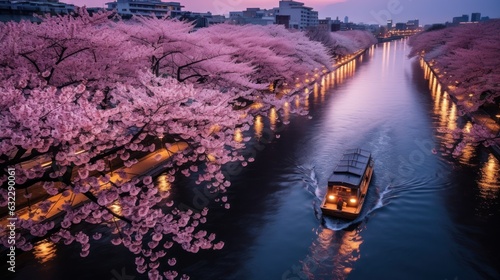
[[320, 151, 374, 220]]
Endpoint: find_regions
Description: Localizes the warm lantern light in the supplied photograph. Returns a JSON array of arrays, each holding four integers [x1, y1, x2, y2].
[[234, 128, 243, 143], [349, 198, 357, 204], [328, 195, 335, 200]]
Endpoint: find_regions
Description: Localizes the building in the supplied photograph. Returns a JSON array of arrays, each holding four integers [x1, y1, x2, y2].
[[277, 0, 318, 29], [275, 14, 290, 28], [318, 17, 333, 31], [387, 19, 393, 30], [344, 16, 348, 24], [406, 19, 419, 30], [0, 0, 75, 22], [471, 12, 481, 22], [394, 22, 406, 30], [452, 14, 469, 24], [228, 7, 276, 25], [106, 0, 183, 18]]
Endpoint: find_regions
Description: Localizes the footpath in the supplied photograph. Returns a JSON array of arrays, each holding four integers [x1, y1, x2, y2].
[[0, 143, 187, 227]]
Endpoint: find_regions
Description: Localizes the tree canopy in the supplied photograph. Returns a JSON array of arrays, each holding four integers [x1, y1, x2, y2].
[[0, 9, 376, 279]]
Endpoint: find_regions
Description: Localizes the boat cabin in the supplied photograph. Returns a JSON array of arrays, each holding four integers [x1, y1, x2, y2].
[[321, 149, 374, 219]]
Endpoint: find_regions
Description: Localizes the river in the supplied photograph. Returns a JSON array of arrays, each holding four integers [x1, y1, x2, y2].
[[5, 39, 500, 280]]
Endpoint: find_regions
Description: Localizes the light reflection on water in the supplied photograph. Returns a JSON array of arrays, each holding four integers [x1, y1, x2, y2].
[[33, 239, 57, 264], [478, 154, 500, 201], [254, 115, 263, 139], [421, 59, 477, 164], [298, 228, 363, 280]]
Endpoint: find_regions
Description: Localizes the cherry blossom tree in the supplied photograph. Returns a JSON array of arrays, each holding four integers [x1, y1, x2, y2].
[[409, 20, 500, 155], [116, 17, 261, 92], [0, 11, 251, 279], [0, 8, 375, 279], [306, 29, 377, 59], [198, 23, 332, 93], [0, 10, 143, 91]]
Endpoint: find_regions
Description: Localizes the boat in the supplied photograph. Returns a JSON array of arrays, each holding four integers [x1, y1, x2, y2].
[[320, 148, 374, 220]]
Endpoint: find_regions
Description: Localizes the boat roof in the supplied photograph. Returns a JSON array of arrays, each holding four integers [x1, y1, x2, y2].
[[328, 149, 371, 188]]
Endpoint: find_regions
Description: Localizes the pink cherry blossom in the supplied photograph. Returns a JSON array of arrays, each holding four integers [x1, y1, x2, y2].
[[409, 20, 500, 155], [0, 8, 376, 278]]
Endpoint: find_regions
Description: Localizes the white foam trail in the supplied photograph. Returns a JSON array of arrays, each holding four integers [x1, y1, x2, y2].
[[323, 218, 353, 231], [371, 184, 392, 211], [314, 185, 322, 199]]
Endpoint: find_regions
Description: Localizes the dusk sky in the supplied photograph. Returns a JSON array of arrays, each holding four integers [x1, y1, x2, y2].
[[67, 0, 500, 25]]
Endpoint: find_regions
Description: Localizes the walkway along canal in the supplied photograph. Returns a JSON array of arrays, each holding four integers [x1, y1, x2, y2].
[[4, 39, 500, 280]]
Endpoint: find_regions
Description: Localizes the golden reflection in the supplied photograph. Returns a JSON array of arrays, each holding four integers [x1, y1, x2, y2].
[[338, 229, 363, 275], [269, 107, 278, 130], [33, 239, 56, 264], [295, 95, 300, 108], [433, 86, 442, 115], [478, 154, 500, 199], [283, 102, 290, 123], [313, 84, 319, 103], [321, 83, 326, 103], [439, 95, 449, 128], [423, 59, 473, 159], [254, 115, 263, 139], [448, 103, 457, 131], [382, 41, 390, 72], [157, 174, 171, 193], [302, 227, 363, 279], [457, 122, 475, 164], [458, 144, 475, 164], [234, 128, 243, 143]]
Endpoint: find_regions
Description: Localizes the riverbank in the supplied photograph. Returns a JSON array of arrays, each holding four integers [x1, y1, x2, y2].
[[422, 58, 500, 159], [0, 143, 188, 229]]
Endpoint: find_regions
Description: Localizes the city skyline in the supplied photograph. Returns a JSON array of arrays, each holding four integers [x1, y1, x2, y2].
[[65, 0, 500, 25]]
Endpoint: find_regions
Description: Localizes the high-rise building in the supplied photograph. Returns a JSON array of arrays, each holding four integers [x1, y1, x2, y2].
[[471, 12, 481, 22], [344, 16, 348, 23], [387, 19, 393, 30], [106, 0, 184, 18], [277, 0, 318, 29]]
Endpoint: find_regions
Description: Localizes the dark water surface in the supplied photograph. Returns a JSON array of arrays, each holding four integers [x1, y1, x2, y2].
[[5, 39, 500, 280]]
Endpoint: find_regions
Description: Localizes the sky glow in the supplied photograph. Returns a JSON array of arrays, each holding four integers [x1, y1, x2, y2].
[[66, 0, 500, 25]]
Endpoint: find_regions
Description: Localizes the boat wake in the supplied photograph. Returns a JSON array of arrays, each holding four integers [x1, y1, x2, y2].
[[286, 162, 395, 231], [291, 163, 319, 196]]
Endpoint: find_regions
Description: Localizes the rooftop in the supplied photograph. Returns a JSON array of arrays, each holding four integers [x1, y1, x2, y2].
[[328, 149, 371, 187]]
